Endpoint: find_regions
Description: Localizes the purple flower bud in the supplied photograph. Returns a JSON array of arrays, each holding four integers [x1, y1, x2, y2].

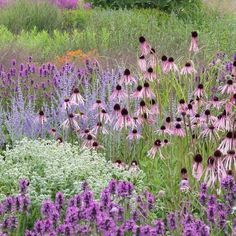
[[167, 212, 177, 231], [55, 192, 64, 210], [154, 220, 166, 235], [19, 178, 29, 194], [41, 200, 56, 219]]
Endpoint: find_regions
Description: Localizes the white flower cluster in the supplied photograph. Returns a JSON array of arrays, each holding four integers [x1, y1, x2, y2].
[[0, 139, 145, 204]]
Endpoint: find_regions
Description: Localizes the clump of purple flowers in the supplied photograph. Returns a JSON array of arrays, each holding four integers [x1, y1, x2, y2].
[[0, 176, 236, 235]]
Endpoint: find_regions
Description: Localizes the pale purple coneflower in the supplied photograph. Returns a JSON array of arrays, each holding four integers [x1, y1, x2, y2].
[[112, 103, 121, 121], [113, 160, 128, 170], [129, 160, 140, 173], [139, 112, 156, 125], [138, 55, 147, 72], [144, 67, 156, 82], [191, 114, 202, 128], [149, 48, 157, 67], [200, 124, 220, 140], [194, 84, 204, 98], [186, 103, 195, 117], [219, 79, 236, 95], [76, 112, 87, 121], [96, 109, 111, 124], [213, 150, 227, 185], [127, 129, 143, 141], [150, 99, 159, 115], [131, 85, 143, 99], [70, 88, 85, 105], [139, 36, 151, 56], [49, 128, 57, 138], [163, 139, 170, 147], [132, 116, 143, 128], [192, 154, 203, 181], [110, 84, 128, 102], [180, 62, 197, 75], [161, 55, 168, 73], [147, 139, 162, 159], [189, 31, 199, 53], [119, 69, 136, 85], [208, 96, 225, 110], [80, 128, 96, 139], [114, 108, 133, 130], [164, 117, 173, 129], [62, 98, 72, 110], [232, 61, 236, 77], [142, 82, 155, 98], [177, 99, 188, 114], [91, 99, 106, 111], [82, 134, 94, 148], [218, 131, 234, 155], [200, 110, 217, 124], [37, 110, 47, 125], [204, 156, 217, 187], [172, 123, 185, 137], [225, 99, 233, 114], [136, 100, 151, 116], [214, 111, 231, 131], [223, 150, 236, 171], [181, 168, 188, 179], [61, 113, 79, 130], [163, 57, 178, 74], [155, 125, 172, 136], [91, 122, 108, 135], [90, 141, 104, 150]]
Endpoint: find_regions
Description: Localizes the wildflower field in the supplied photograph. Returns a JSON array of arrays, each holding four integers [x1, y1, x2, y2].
[[0, 0, 236, 235]]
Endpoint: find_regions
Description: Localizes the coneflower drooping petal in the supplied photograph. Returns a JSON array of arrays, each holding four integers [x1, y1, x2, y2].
[[70, 88, 85, 105], [192, 154, 203, 181], [139, 36, 151, 56], [189, 31, 199, 53]]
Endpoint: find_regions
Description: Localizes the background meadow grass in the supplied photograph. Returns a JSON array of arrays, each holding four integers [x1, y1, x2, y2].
[[0, 1, 235, 65]]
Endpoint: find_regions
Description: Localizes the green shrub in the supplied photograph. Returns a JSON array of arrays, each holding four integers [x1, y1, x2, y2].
[[61, 9, 91, 31], [0, 139, 145, 204], [0, 8, 235, 63], [0, 0, 63, 33], [88, 0, 202, 12]]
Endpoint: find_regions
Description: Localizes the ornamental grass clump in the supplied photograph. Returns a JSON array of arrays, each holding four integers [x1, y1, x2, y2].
[[0, 139, 145, 204]]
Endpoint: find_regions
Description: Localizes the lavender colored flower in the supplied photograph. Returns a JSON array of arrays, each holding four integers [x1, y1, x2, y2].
[[3, 196, 15, 212], [65, 207, 79, 225], [221, 175, 234, 191], [34, 220, 44, 234], [55, 192, 65, 210], [41, 200, 56, 219], [217, 210, 227, 229], [167, 212, 177, 231], [97, 216, 117, 235], [77, 225, 91, 235], [2, 216, 18, 230], [154, 220, 166, 235], [207, 205, 217, 223], [117, 181, 134, 197], [19, 178, 29, 194]]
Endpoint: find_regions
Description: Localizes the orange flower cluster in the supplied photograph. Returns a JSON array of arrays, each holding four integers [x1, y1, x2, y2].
[[56, 49, 98, 65]]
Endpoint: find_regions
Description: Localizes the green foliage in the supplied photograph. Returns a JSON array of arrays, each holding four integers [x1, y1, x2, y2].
[[0, 0, 63, 33], [61, 9, 92, 31], [88, 0, 202, 12], [0, 139, 145, 204], [0, 7, 235, 62]]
